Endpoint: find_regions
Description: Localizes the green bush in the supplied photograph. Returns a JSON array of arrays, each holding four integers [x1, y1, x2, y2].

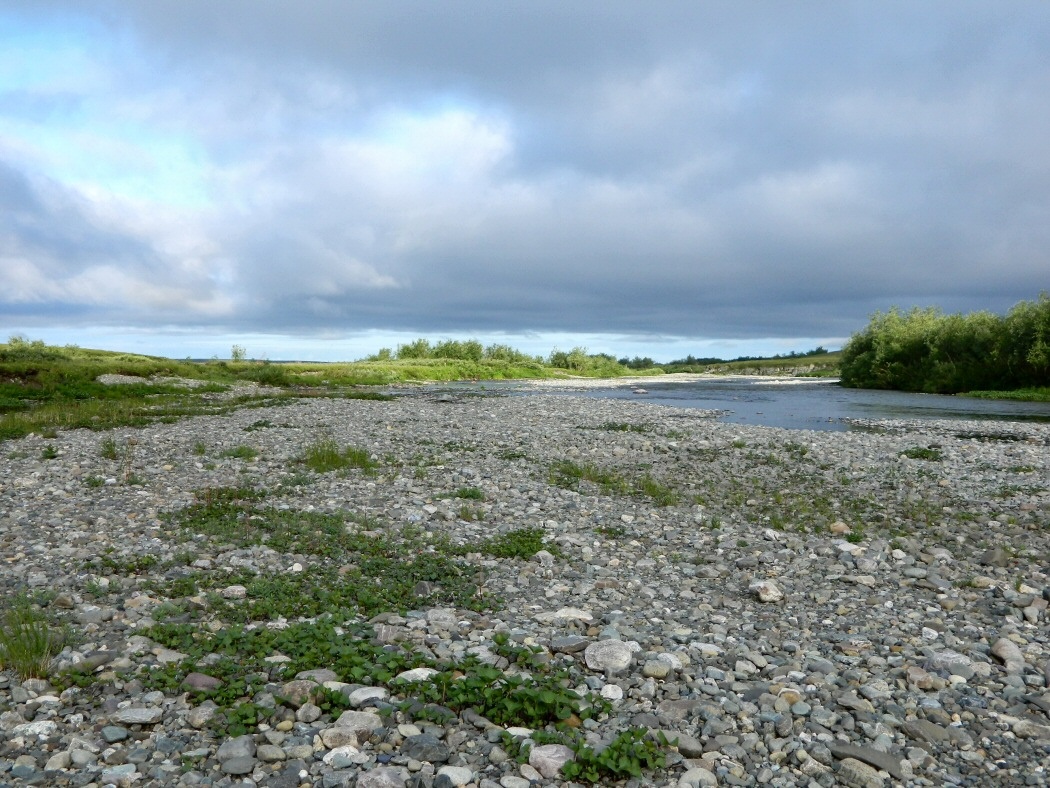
[[840, 295, 1050, 394]]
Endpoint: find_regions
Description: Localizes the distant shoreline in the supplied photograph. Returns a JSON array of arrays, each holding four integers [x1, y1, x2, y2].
[[514, 372, 839, 390]]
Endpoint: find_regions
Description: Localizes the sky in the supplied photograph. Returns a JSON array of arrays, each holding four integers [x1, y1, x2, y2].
[[1, 2, 1048, 363]]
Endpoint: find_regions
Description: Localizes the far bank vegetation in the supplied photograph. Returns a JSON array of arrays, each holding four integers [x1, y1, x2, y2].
[[840, 294, 1050, 397]]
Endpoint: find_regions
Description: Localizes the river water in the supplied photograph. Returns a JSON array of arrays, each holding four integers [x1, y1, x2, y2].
[[498, 378, 1050, 432]]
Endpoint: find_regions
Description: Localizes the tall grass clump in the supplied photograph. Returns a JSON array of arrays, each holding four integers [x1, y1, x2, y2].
[[0, 595, 67, 679], [300, 436, 378, 474]]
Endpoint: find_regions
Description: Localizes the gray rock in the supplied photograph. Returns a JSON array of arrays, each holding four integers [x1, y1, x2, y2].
[[112, 706, 163, 725], [836, 757, 885, 788], [220, 755, 258, 775], [402, 733, 450, 763], [991, 637, 1026, 674], [334, 710, 383, 736], [748, 579, 784, 602], [551, 635, 590, 654], [584, 639, 633, 673], [436, 765, 474, 786], [528, 743, 575, 779], [828, 742, 904, 780], [678, 766, 719, 787], [217, 734, 257, 761], [356, 767, 410, 787], [101, 725, 129, 743]]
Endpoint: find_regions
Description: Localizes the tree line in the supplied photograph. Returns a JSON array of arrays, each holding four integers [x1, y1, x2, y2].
[[839, 294, 1050, 394]]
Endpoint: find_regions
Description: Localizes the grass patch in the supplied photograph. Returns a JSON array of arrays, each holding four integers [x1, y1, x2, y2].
[[165, 496, 488, 620], [549, 459, 679, 505], [300, 436, 378, 474], [594, 421, 649, 433], [472, 526, 555, 559], [220, 444, 258, 460], [0, 594, 67, 680], [963, 387, 1050, 402], [453, 486, 486, 500], [901, 446, 943, 461]]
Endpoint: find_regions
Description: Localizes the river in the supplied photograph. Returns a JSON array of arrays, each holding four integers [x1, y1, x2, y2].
[[490, 377, 1050, 432]]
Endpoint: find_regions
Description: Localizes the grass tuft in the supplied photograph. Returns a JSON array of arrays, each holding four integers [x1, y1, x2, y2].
[[0, 595, 67, 680], [300, 436, 378, 474]]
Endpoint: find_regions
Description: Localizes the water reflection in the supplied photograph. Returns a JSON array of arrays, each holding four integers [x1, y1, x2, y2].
[[516, 378, 1050, 432]]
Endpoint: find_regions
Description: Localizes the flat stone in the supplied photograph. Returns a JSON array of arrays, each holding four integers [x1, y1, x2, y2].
[[256, 743, 286, 762], [584, 639, 633, 673], [991, 638, 1025, 674], [44, 751, 72, 771], [1013, 719, 1050, 740], [220, 756, 257, 775], [217, 734, 257, 761], [551, 635, 590, 654], [836, 757, 885, 788], [112, 707, 163, 725], [348, 686, 390, 707], [925, 649, 975, 679], [402, 733, 450, 763], [395, 667, 439, 683], [534, 606, 592, 624], [334, 710, 383, 736], [183, 672, 224, 691], [100, 764, 138, 787], [101, 725, 129, 743], [678, 767, 719, 787], [528, 743, 574, 779], [436, 765, 474, 786], [828, 742, 904, 780], [356, 767, 410, 787], [903, 719, 972, 747]]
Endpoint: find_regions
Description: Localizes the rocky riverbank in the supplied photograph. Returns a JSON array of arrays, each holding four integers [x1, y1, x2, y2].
[[1, 389, 1049, 787]]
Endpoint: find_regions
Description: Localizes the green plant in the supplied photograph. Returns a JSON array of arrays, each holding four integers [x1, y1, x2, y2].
[[901, 446, 942, 461], [192, 441, 207, 455], [99, 438, 119, 460], [596, 422, 649, 433], [221, 444, 258, 460], [454, 486, 485, 500], [561, 729, 672, 783], [300, 436, 378, 474], [549, 460, 679, 505], [0, 595, 67, 679], [458, 505, 484, 522], [472, 527, 556, 559], [84, 475, 105, 488], [40, 444, 58, 460], [596, 524, 628, 539]]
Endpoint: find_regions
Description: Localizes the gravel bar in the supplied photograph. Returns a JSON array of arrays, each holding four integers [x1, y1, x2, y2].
[[1, 390, 1049, 787]]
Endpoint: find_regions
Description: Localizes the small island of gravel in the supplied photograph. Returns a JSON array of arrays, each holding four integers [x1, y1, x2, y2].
[[1, 386, 1049, 787]]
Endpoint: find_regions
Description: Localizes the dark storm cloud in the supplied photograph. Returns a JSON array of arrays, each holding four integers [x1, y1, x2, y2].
[[2, 1, 1049, 346]]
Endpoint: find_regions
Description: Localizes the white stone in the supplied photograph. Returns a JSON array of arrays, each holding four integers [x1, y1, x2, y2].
[[436, 765, 474, 786], [533, 606, 592, 624], [528, 743, 574, 779], [348, 686, 389, 707], [584, 639, 633, 673], [749, 580, 784, 603]]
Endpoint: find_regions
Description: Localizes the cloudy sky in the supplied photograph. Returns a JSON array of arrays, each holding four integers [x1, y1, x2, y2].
[[2, 2, 1048, 362]]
